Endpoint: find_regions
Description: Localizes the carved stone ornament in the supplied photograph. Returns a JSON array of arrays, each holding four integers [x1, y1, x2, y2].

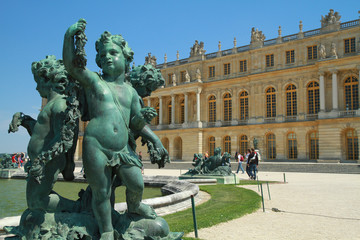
[[321, 9, 341, 28], [330, 43, 338, 59], [319, 44, 326, 59], [196, 69, 201, 80], [185, 70, 191, 82], [172, 73, 177, 86]]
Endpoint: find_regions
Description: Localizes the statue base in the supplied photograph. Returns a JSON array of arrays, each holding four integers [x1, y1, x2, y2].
[[179, 174, 239, 184], [0, 169, 20, 179], [4, 208, 183, 240]]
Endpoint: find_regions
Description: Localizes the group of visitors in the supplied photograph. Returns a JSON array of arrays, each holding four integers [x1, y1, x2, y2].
[[235, 148, 260, 180], [11, 152, 26, 168]]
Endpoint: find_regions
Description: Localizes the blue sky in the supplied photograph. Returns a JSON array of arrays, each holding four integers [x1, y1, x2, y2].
[[0, 0, 358, 153]]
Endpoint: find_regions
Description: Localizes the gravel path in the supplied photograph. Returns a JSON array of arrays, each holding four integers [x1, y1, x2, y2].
[[185, 172, 360, 240]]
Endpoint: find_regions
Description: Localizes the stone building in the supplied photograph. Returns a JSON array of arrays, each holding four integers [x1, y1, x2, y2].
[[75, 9, 360, 163]]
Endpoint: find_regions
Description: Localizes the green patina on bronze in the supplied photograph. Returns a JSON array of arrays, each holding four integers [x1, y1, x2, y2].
[[5, 19, 182, 240], [184, 147, 233, 176]]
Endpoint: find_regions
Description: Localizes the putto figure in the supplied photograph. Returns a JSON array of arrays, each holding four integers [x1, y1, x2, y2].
[[8, 55, 79, 213], [63, 19, 169, 239]]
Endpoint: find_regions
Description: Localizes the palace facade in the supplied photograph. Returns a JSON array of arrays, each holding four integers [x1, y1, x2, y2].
[[75, 9, 360, 163]]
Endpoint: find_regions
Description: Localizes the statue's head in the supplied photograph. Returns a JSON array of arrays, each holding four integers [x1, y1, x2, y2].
[[31, 55, 69, 97], [129, 64, 165, 97], [214, 147, 221, 155], [95, 31, 134, 74]]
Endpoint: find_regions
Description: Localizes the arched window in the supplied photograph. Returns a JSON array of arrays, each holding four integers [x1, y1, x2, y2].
[[167, 101, 172, 124], [208, 95, 216, 122], [154, 103, 160, 125], [344, 76, 359, 110], [287, 132, 298, 159], [309, 131, 319, 160], [266, 133, 276, 159], [223, 93, 232, 121], [223, 136, 231, 154], [208, 136, 215, 156], [286, 84, 297, 116], [307, 81, 320, 114], [180, 99, 185, 123], [239, 91, 249, 120], [346, 129, 359, 160], [239, 135, 248, 155], [266, 87, 276, 117]]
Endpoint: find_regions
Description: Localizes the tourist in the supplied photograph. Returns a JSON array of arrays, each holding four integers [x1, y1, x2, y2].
[[249, 148, 259, 180], [236, 153, 245, 174], [245, 149, 251, 177], [204, 151, 209, 160]]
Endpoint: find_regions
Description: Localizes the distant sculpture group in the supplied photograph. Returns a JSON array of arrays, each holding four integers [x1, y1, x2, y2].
[[184, 147, 232, 176]]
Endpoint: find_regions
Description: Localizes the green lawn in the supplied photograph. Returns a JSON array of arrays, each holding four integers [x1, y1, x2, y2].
[[164, 184, 261, 239]]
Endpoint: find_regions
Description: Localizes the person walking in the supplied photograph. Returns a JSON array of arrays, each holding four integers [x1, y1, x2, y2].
[[236, 152, 245, 174], [245, 149, 251, 178]]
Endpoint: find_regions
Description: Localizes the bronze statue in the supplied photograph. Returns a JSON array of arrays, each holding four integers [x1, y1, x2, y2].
[[63, 19, 174, 239]]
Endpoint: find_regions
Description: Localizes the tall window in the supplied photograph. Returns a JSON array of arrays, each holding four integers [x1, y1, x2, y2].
[[239, 135, 248, 155], [180, 71, 186, 83], [309, 131, 319, 160], [223, 136, 231, 154], [286, 50, 295, 64], [344, 37, 356, 54], [154, 103, 160, 125], [239, 60, 247, 72], [344, 76, 359, 110], [167, 101, 172, 124], [180, 99, 185, 123], [286, 84, 297, 116], [209, 66, 215, 78], [208, 95, 216, 122], [266, 54, 274, 67], [307, 45, 317, 60], [266, 133, 276, 159], [287, 132, 298, 159], [223, 93, 232, 121], [209, 136, 215, 156], [239, 91, 249, 120], [266, 87, 276, 117], [168, 73, 173, 85], [224, 63, 231, 75], [346, 129, 359, 160], [307, 81, 320, 114]]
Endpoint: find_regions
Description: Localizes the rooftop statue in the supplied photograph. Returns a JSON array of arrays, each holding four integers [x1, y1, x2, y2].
[[321, 9, 341, 28], [184, 147, 232, 176], [250, 27, 265, 44], [190, 40, 206, 57], [144, 52, 157, 67]]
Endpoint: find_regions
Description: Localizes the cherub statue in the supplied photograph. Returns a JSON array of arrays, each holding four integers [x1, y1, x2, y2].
[[63, 19, 169, 239], [8, 55, 79, 212]]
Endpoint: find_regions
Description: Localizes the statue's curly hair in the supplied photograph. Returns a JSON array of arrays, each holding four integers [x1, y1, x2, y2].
[[95, 31, 134, 74], [31, 55, 69, 94], [129, 64, 165, 97]]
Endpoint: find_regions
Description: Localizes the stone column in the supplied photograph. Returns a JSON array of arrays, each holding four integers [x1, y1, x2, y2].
[[319, 72, 325, 112], [184, 93, 188, 123], [331, 70, 338, 111], [171, 95, 175, 125], [196, 89, 201, 122], [147, 97, 151, 107], [159, 96, 163, 125]]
